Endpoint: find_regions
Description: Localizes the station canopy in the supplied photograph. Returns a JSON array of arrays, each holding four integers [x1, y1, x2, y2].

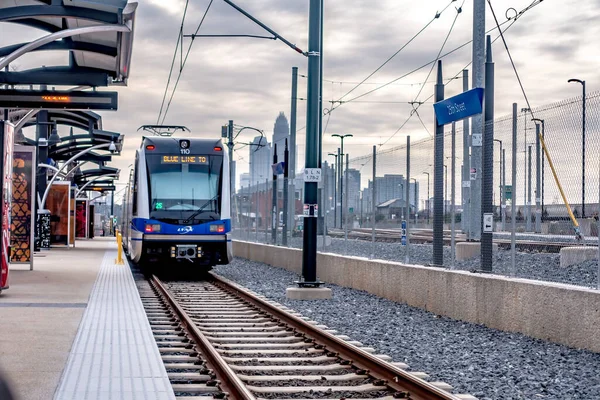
[[0, 0, 138, 87]]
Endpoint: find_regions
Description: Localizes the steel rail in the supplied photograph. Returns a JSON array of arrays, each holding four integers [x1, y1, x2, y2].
[[150, 276, 257, 400], [209, 273, 460, 400]]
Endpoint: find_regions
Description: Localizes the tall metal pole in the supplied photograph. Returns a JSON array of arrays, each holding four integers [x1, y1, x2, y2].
[[451, 123, 456, 268], [425, 172, 430, 225], [255, 181, 259, 242], [290, 67, 298, 235], [582, 81, 586, 218], [541, 120, 545, 221], [502, 148, 506, 231], [317, 0, 324, 236], [371, 145, 376, 259], [470, 0, 485, 241], [535, 124, 541, 233], [265, 179, 269, 242], [481, 34, 494, 272], [527, 145, 532, 232], [228, 120, 235, 228], [433, 60, 445, 267], [405, 135, 410, 264], [282, 139, 289, 246], [344, 154, 349, 250], [300, 0, 322, 285], [494, 139, 503, 230], [335, 147, 343, 229], [272, 144, 278, 244], [462, 69, 471, 235], [511, 104, 517, 276]]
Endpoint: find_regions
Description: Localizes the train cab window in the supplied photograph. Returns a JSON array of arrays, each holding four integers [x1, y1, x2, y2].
[[146, 154, 223, 223]]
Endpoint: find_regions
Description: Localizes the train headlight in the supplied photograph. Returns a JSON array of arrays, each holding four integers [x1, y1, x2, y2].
[[210, 224, 225, 233], [145, 224, 161, 233]]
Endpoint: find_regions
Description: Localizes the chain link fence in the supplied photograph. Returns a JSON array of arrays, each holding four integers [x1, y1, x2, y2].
[[231, 91, 600, 290]]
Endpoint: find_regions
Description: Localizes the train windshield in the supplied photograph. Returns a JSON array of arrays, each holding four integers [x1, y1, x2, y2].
[[146, 154, 223, 223]]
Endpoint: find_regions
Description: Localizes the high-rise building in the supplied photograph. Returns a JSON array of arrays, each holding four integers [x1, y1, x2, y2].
[[249, 136, 271, 186], [239, 173, 251, 189], [344, 168, 361, 212], [272, 112, 289, 164]]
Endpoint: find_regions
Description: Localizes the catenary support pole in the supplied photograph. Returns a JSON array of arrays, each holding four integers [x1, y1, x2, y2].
[[272, 144, 278, 244], [481, 34, 494, 272], [300, 0, 322, 286], [511, 103, 517, 276], [283, 139, 289, 246], [317, 0, 324, 236], [527, 145, 532, 232], [535, 124, 541, 233], [451, 122, 456, 268], [470, 0, 485, 241], [344, 154, 349, 251], [371, 145, 376, 259], [502, 148, 506, 231], [462, 69, 471, 235], [433, 60, 445, 267], [405, 135, 411, 264], [290, 67, 298, 235], [228, 120, 234, 227]]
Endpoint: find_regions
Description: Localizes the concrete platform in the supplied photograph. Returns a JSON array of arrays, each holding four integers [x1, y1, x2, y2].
[[560, 246, 598, 268], [286, 287, 333, 300], [0, 239, 108, 400], [0, 237, 174, 400]]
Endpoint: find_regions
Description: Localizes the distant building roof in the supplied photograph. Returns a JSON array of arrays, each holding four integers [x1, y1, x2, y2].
[[377, 198, 405, 208]]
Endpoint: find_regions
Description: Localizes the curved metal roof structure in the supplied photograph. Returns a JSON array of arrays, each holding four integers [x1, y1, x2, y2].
[[0, 0, 138, 86]]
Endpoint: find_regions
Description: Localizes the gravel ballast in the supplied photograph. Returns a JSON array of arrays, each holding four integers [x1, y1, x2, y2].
[[233, 233, 599, 288], [214, 259, 600, 400]]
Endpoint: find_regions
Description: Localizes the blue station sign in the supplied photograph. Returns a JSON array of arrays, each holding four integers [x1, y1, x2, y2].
[[433, 87, 484, 126]]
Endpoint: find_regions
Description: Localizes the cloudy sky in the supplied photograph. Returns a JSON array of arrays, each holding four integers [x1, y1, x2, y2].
[[2, 0, 599, 204]]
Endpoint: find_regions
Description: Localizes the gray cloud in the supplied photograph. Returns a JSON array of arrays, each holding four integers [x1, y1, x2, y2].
[[1, 0, 599, 201]]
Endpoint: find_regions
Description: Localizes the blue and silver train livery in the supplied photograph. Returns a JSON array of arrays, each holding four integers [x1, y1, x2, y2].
[[122, 136, 232, 271]]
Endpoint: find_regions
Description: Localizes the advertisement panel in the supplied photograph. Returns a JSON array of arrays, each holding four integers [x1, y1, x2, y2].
[[47, 182, 70, 246], [76, 199, 88, 239], [11, 146, 36, 268], [1, 121, 14, 291]]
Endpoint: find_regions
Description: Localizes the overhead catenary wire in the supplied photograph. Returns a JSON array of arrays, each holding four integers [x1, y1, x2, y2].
[[156, 0, 190, 124], [329, 0, 544, 112], [160, 0, 215, 125]]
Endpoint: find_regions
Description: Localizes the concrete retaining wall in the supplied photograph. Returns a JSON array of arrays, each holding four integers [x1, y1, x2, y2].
[[233, 240, 600, 353]]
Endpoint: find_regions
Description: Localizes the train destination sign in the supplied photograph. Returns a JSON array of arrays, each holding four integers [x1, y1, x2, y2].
[[433, 87, 484, 126], [0, 89, 118, 111], [161, 155, 209, 164]]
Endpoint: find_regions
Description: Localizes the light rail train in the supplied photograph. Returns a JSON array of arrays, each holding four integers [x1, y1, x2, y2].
[[122, 136, 232, 272]]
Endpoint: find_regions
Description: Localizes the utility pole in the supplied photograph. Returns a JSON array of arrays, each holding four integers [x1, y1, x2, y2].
[[433, 60, 444, 267], [470, 0, 485, 241], [535, 123, 541, 233], [299, 0, 322, 286], [227, 120, 234, 227], [568, 78, 586, 217], [317, 0, 324, 237], [290, 67, 298, 236], [462, 69, 471, 235], [282, 139, 289, 246], [272, 144, 278, 244], [481, 35, 494, 272]]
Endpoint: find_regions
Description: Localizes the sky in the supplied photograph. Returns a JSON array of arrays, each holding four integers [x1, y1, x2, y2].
[[2, 0, 600, 204]]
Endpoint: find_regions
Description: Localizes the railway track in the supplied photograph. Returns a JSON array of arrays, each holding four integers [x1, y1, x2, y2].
[[328, 228, 581, 253], [138, 274, 477, 400]]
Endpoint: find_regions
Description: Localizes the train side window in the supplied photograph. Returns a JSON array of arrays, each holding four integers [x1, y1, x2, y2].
[[132, 154, 139, 214]]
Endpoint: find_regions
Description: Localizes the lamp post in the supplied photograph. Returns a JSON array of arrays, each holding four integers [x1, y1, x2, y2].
[[532, 118, 545, 220], [327, 152, 339, 228], [423, 172, 430, 225], [568, 78, 586, 217], [332, 134, 352, 228]]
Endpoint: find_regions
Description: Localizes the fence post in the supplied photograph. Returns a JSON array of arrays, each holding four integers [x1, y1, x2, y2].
[[511, 103, 517, 276]]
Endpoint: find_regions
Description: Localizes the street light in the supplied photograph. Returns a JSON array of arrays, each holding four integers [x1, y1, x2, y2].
[[327, 152, 339, 228], [532, 118, 545, 220], [568, 78, 586, 217], [332, 134, 353, 228], [423, 172, 430, 225]]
